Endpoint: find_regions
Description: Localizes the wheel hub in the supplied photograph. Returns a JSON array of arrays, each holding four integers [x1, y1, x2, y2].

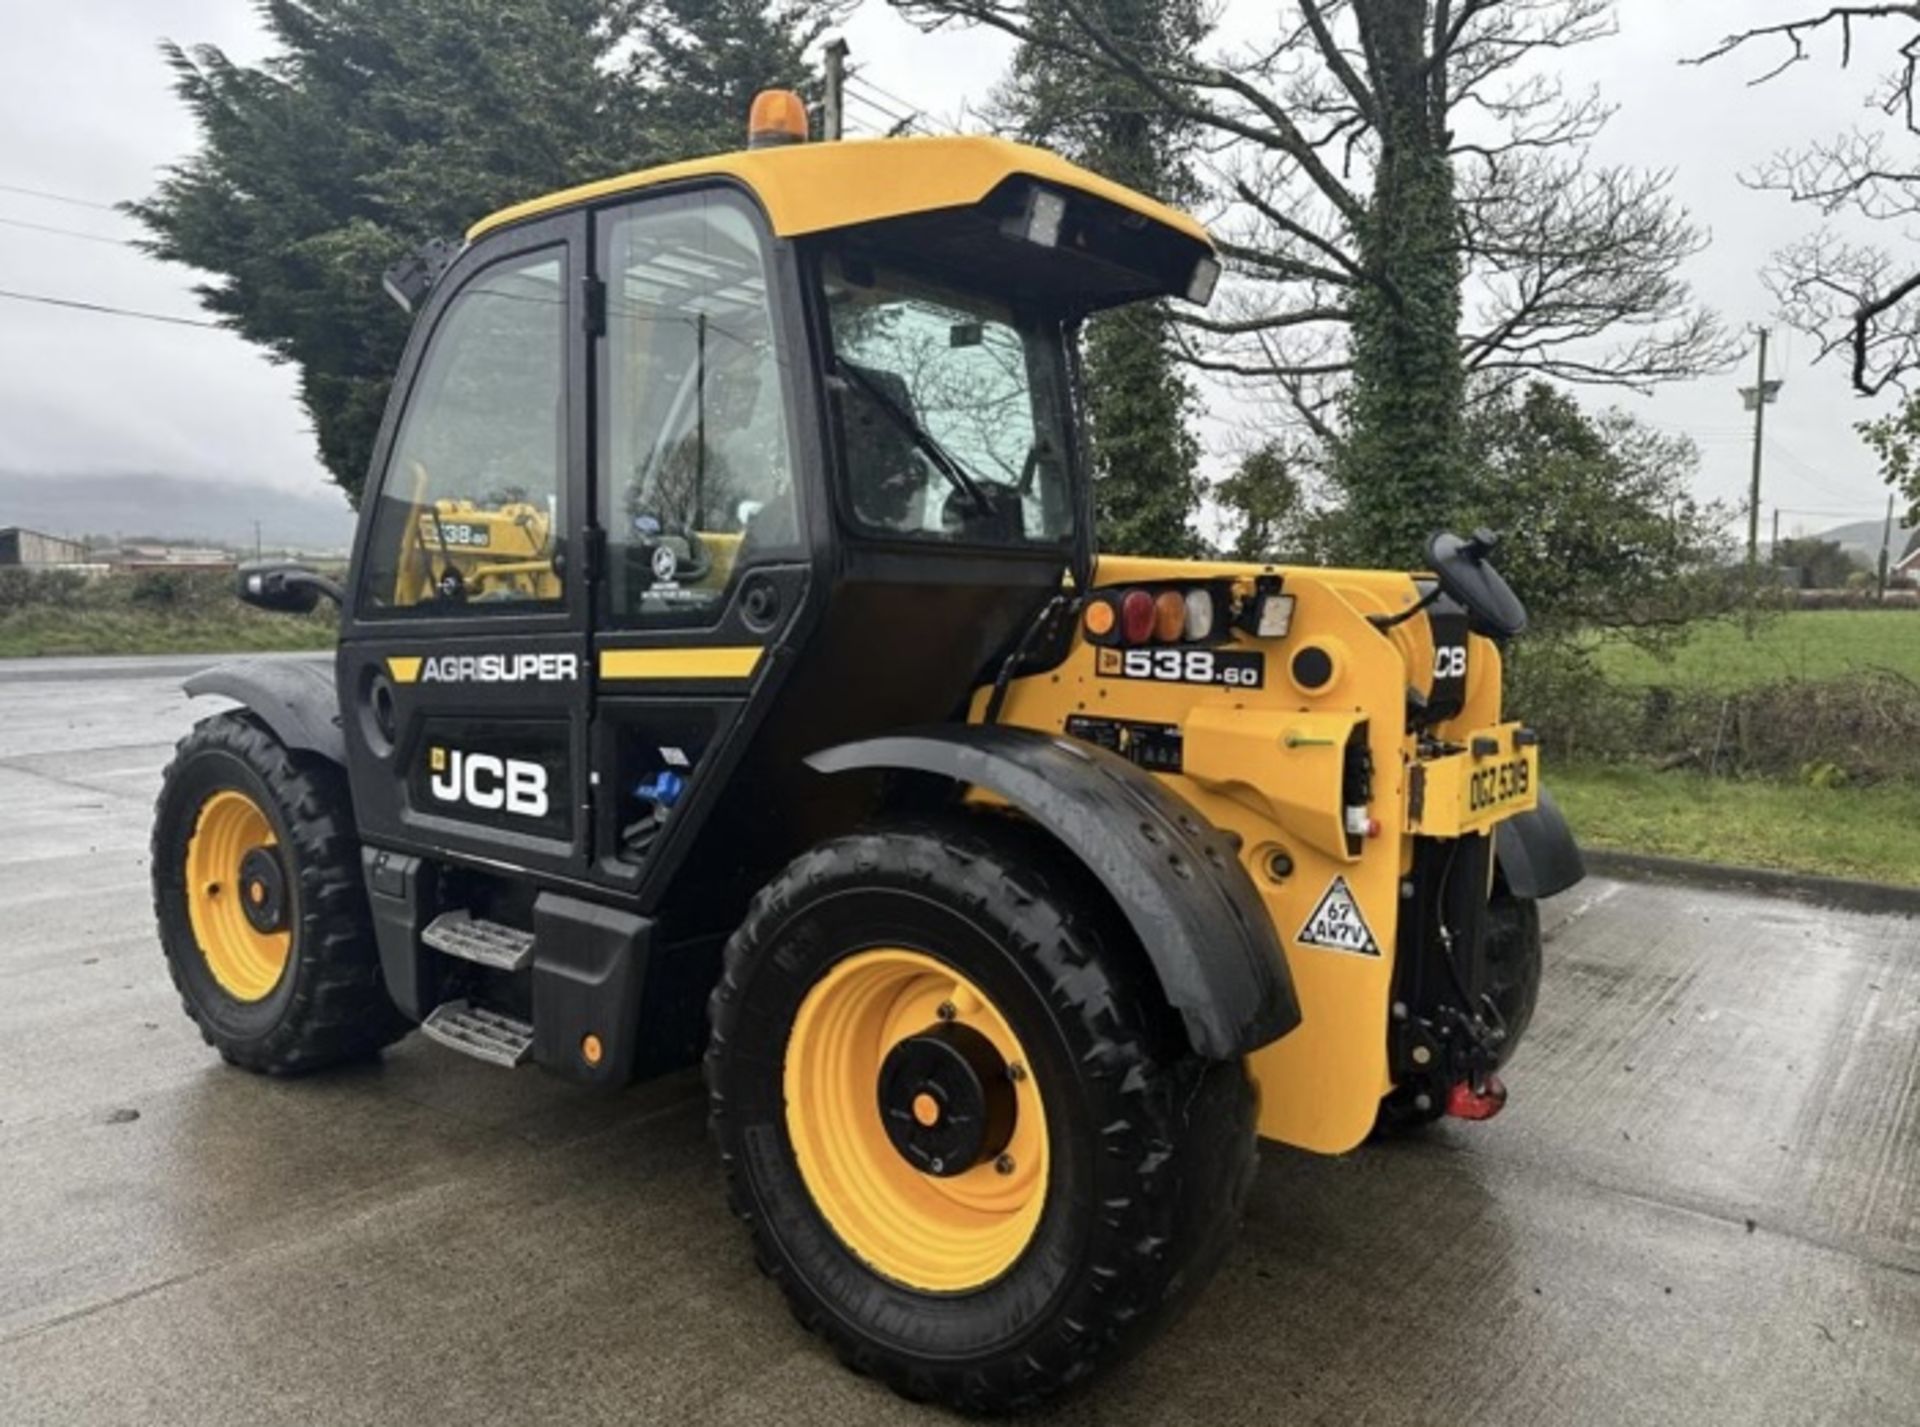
[[238, 845, 288, 934], [877, 1022, 1016, 1177], [782, 947, 1050, 1292]]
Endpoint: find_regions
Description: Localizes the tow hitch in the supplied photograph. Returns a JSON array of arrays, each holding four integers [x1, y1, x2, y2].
[[1445, 1073, 1508, 1121]]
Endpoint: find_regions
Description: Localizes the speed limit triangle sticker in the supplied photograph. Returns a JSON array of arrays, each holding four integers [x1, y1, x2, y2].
[[1296, 876, 1381, 956]]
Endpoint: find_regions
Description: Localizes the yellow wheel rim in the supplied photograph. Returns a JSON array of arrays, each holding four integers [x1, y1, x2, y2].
[[183, 789, 292, 1002], [783, 948, 1050, 1293]]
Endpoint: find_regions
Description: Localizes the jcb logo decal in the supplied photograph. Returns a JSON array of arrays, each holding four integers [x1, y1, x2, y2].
[[428, 746, 550, 818]]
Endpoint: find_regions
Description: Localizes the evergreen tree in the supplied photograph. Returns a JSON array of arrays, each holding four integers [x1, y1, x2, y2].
[[627, 1, 842, 158], [999, 0, 1206, 558], [131, 0, 831, 502]]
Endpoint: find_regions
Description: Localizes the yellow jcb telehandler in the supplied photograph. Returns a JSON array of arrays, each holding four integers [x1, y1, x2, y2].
[[152, 89, 1582, 1411]]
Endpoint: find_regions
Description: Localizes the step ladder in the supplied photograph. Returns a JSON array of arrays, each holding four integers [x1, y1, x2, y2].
[[421, 1000, 534, 1068], [422, 911, 535, 971]]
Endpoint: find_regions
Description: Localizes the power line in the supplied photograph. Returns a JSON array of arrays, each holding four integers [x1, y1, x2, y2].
[[0, 180, 120, 213], [0, 214, 136, 247], [0, 287, 221, 330], [847, 75, 958, 135], [843, 83, 943, 138], [842, 89, 920, 135]]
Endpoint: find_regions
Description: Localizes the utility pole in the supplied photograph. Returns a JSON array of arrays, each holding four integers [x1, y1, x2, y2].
[[823, 37, 848, 142], [1878, 491, 1896, 602], [1739, 328, 1783, 631], [253, 519, 262, 560], [1771, 507, 1780, 565]]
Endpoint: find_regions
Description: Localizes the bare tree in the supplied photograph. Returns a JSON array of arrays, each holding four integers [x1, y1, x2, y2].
[[1690, 5, 1920, 397], [893, 0, 1731, 563]]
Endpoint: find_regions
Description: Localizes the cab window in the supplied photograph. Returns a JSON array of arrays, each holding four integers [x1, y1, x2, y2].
[[359, 248, 567, 612], [599, 192, 798, 625], [822, 255, 1072, 547]]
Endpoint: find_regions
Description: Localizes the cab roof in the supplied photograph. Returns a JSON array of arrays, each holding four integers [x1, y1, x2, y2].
[[467, 134, 1212, 250]]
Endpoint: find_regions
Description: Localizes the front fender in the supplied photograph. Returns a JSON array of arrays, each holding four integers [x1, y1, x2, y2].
[[1494, 786, 1585, 899], [806, 725, 1301, 1060], [183, 656, 345, 765]]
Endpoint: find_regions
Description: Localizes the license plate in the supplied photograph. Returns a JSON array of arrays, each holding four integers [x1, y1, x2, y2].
[[1464, 754, 1534, 820], [1096, 646, 1265, 689], [1405, 724, 1541, 837]]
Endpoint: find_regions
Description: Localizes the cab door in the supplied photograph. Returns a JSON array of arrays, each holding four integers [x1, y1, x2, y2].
[[586, 186, 820, 905], [338, 213, 592, 881]]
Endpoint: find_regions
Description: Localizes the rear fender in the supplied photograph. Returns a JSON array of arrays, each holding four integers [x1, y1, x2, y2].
[[1493, 786, 1585, 899], [806, 725, 1301, 1060], [183, 657, 345, 765]]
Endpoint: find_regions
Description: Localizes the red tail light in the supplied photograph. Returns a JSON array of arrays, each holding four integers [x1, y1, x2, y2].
[[1120, 589, 1155, 644]]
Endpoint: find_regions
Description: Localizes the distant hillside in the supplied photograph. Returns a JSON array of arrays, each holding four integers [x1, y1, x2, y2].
[[0, 472, 356, 551], [1813, 516, 1917, 562]]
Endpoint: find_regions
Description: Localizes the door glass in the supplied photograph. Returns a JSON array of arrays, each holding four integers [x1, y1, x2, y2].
[[600, 192, 797, 625], [360, 249, 567, 611]]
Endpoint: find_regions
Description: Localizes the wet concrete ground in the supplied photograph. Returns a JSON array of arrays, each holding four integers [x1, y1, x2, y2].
[[1, 655, 1916, 1425]]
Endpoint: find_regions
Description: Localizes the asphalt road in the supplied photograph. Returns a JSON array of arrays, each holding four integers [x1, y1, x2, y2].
[[2, 654, 1916, 1426]]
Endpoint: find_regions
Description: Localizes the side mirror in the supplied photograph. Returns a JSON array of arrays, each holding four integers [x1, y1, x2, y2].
[[237, 560, 343, 615]]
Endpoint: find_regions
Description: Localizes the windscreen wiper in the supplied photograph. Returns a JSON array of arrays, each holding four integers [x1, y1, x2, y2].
[[837, 361, 994, 515]]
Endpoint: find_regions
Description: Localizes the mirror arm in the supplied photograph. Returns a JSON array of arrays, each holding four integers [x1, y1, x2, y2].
[[287, 570, 346, 608]]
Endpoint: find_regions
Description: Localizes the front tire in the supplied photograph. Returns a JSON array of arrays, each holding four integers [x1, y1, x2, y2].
[[152, 712, 408, 1074], [706, 819, 1256, 1413]]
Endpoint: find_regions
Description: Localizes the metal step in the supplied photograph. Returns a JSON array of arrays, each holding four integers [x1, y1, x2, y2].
[[422, 911, 535, 972], [421, 1000, 534, 1068]]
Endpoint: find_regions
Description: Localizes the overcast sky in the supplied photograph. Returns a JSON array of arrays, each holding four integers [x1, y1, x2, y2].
[[0, 0, 1909, 542]]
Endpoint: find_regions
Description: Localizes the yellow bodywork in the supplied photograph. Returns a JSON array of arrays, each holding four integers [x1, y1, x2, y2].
[[978, 556, 1534, 1155], [468, 134, 1210, 248]]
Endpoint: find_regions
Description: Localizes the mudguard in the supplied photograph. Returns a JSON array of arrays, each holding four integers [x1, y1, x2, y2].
[[806, 725, 1302, 1059], [1494, 786, 1585, 899], [183, 657, 345, 765]]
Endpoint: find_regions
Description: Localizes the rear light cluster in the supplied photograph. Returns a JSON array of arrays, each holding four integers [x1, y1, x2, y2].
[[1083, 585, 1220, 646]]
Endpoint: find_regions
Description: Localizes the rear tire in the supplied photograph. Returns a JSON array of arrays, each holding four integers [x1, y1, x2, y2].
[[152, 712, 409, 1074], [706, 818, 1256, 1413]]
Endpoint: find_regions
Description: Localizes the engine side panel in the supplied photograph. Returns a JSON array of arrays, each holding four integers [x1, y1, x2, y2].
[[988, 559, 1513, 1154]]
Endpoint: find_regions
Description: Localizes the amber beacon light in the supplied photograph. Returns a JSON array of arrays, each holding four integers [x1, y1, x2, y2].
[[749, 89, 810, 148]]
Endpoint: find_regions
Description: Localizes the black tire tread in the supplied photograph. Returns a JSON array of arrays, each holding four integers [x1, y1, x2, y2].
[[705, 815, 1256, 1414], [152, 711, 409, 1075]]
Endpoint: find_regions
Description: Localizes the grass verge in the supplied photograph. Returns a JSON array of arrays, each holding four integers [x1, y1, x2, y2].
[[1551, 762, 1920, 888], [0, 608, 335, 658]]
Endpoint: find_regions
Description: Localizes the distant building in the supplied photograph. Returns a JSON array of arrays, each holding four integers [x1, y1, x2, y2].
[[0, 526, 89, 567], [1896, 530, 1920, 583], [101, 543, 236, 572]]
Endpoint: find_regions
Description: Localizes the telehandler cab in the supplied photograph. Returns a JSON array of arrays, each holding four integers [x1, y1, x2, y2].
[[153, 89, 1583, 1412]]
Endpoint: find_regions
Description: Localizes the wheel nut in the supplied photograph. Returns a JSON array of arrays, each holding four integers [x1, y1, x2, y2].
[[1411, 1045, 1433, 1066], [995, 1154, 1015, 1175], [936, 1001, 957, 1022], [1007, 1061, 1027, 1083]]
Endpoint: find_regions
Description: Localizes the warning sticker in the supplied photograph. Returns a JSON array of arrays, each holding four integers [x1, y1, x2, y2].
[[1296, 877, 1380, 957]]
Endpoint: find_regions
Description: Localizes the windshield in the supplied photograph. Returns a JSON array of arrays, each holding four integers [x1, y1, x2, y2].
[[821, 255, 1074, 546]]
